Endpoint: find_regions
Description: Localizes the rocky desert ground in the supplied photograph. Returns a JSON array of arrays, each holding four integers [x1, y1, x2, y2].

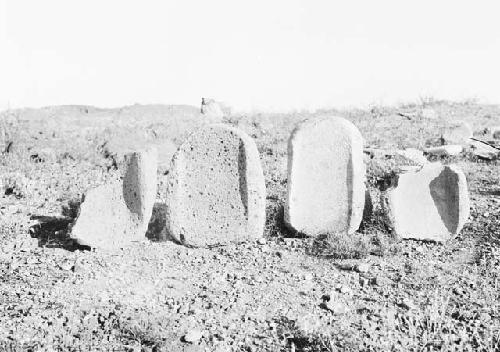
[[0, 100, 499, 351]]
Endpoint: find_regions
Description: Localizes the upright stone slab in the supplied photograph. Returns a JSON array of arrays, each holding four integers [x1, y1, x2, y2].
[[285, 116, 365, 236], [70, 148, 157, 249], [382, 163, 469, 242], [165, 124, 266, 247]]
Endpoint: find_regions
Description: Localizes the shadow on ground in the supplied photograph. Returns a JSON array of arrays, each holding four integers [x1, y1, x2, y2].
[[29, 215, 88, 251], [29, 201, 176, 250]]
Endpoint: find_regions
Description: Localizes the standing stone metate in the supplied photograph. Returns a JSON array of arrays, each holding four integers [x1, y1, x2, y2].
[[285, 116, 365, 236], [165, 124, 266, 247], [382, 163, 470, 242], [70, 147, 157, 249]]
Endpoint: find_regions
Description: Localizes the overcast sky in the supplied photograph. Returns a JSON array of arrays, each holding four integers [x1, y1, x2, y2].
[[1, 0, 499, 112]]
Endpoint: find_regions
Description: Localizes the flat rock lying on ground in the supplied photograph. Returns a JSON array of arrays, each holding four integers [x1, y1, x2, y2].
[[165, 124, 266, 247], [395, 148, 428, 167], [285, 116, 365, 236], [441, 121, 473, 145], [70, 148, 157, 249], [425, 145, 463, 157], [364, 148, 428, 169], [382, 163, 470, 242], [468, 140, 499, 160]]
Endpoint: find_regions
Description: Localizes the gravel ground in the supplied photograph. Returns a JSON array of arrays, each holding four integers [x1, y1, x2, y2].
[[0, 100, 499, 351]]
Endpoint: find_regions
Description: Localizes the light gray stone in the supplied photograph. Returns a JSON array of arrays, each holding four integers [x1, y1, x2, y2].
[[395, 148, 428, 167], [165, 124, 266, 247], [200, 98, 224, 123], [492, 127, 500, 140], [70, 148, 157, 249], [421, 108, 437, 120], [425, 145, 463, 157], [441, 121, 472, 145], [285, 116, 365, 236], [469, 140, 499, 160], [382, 163, 469, 242]]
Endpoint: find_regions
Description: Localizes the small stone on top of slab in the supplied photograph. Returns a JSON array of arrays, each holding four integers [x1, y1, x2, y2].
[[285, 116, 365, 236], [382, 163, 469, 242], [165, 124, 266, 247]]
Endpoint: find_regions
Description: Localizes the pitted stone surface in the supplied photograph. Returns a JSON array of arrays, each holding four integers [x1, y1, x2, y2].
[[382, 163, 469, 242], [285, 116, 365, 236], [165, 124, 265, 247], [70, 148, 157, 249]]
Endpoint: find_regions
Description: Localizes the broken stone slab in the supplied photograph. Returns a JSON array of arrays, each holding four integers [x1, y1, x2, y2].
[[165, 124, 266, 247], [70, 147, 157, 249], [441, 121, 472, 145], [382, 163, 470, 242], [285, 116, 365, 236], [425, 145, 463, 157]]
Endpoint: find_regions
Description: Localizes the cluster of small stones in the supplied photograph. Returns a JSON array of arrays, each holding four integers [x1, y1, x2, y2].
[[70, 117, 471, 249]]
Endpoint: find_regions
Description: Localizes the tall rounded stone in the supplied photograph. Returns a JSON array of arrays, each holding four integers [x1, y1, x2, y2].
[[285, 116, 365, 236], [382, 163, 470, 242], [165, 124, 266, 247]]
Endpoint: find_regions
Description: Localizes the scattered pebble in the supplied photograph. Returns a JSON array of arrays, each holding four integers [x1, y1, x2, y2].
[[399, 298, 415, 311], [183, 329, 203, 343], [356, 263, 371, 273], [324, 300, 349, 315]]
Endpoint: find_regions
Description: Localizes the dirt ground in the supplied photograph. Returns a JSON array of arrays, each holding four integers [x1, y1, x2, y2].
[[0, 100, 499, 351]]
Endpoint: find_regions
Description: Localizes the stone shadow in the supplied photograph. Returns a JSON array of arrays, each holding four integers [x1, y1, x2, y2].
[[31, 200, 174, 250], [429, 167, 460, 234], [29, 215, 88, 251], [146, 202, 173, 242]]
